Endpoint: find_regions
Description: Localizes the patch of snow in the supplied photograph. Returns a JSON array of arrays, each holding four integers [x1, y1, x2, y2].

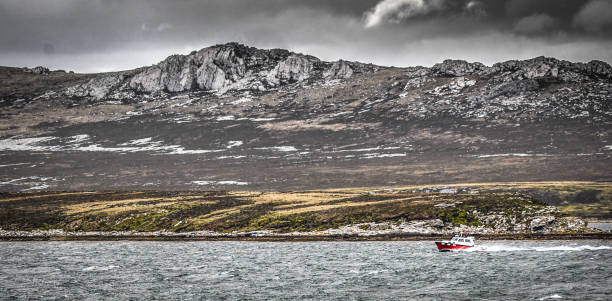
[[248, 117, 277, 122], [22, 184, 50, 191], [216, 155, 247, 159], [119, 137, 155, 146], [67, 134, 90, 144], [217, 181, 249, 185], [439, 188, 458, 194], [0, 176, 59, 187], [255, 146, 298, 152], [166, 148, 223, 155], [603, 145, 612, 150], [0, 163, 29, 168], [0, 136, 61, 152], [216, 115, 235, 121], [476, 153, 551, 158], [364, 98, 384, 107], [226, 141, 243, 149], [0, 177, 33, 185], [362, 153, 406, 159], [330, 111, 352, 117], [577, 153, 605, 156], [190, 180, 249, 186], [332, 146, 401, 153], [0, 135, 223, 155], [190, 180, 215, 186], [231, 97, 252, 105]]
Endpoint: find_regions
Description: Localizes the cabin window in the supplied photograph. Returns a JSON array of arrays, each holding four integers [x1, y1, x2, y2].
[[459, 239, 464, 242]]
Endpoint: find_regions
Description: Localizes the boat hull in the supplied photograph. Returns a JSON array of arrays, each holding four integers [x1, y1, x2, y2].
[[435, 241, 473, 252]]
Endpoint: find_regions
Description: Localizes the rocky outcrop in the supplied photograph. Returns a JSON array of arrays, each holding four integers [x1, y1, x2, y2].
[[426, 76, 476, 96], [62, 43, 370, 99], [472, 205, 588, 234], [431, 59, 487, 77], [0, 212, 600, 240], [267, 55, 316, 85], [18, 43, 608, 124], [22, 66, 50, 75], [128, 46, 249, 93], [323, 60, 354, 79], [66, 72, 129, 99], [429, 57, 612, 84]]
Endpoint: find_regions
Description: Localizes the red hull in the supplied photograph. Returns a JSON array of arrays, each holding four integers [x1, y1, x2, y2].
[[435, 241, 472, 252]]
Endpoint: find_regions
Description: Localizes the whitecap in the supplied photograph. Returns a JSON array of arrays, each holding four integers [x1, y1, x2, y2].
[[539, 294, 562, 300], [255, 146, 297, 152], [82, 265, 119, 272]]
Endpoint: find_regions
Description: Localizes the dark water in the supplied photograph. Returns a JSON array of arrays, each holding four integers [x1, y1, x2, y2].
[[1, 241, 611, 300]]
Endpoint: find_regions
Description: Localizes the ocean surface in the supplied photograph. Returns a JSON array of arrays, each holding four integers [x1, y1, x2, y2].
[[1, 241, 611, 300]]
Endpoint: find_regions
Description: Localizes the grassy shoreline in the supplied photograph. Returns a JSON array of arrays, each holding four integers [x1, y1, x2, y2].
[[1, 182, 610, 237]]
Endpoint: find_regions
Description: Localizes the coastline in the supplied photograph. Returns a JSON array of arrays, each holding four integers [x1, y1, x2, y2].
[[1, 230, 610, 242], [2, 188, 610, 241]]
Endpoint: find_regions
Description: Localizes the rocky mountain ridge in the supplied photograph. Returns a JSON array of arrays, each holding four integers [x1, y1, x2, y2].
[[0, 43, 610, 192], [2, 42, 609, 125], [61, 42, 377, 101]]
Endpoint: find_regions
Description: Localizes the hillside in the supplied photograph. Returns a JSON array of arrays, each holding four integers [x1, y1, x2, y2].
[[0, 42, 610, 194], [1, 182, 608, 239]]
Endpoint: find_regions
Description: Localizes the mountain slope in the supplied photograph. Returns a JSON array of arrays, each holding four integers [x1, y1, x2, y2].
[[0, 42, 611, 192]]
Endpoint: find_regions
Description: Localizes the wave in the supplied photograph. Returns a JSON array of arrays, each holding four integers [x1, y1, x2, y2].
[[82, 265, 119, 272], [466, 245, 612, 252], [539, 294, 563, 300]]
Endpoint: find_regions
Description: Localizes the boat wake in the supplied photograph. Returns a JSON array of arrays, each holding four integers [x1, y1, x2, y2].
[[466, 245, 612, 252]]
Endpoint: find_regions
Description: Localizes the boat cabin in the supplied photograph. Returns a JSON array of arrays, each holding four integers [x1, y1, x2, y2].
[[450, 235, 475, 246]]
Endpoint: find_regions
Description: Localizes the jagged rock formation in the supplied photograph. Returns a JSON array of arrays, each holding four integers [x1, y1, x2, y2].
[[3, 43, 610, 123], [1, 42, 611, 193], [58, 43, 374, 100], [323, 60, 354, 79], [22, 66, 50, 75]]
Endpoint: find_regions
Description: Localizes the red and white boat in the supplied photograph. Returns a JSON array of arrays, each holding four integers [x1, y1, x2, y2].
[[435, 234, 475, 252]]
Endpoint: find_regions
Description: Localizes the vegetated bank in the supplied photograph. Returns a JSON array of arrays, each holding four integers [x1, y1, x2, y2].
[[1, 182, 610, 240]]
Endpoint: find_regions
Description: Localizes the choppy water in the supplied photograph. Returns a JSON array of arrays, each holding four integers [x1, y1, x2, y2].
[[1, 241, 611, 300]]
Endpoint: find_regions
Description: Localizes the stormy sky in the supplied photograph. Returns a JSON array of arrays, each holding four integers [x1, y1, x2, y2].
[[1, 0, 611, 72]]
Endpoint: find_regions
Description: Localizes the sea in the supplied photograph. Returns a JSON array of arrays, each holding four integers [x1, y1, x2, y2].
[[1, 240, 611, 300]]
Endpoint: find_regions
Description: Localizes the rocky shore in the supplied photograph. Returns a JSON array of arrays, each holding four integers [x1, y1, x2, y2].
[[1, 189, 610, 241], [2, 215, 608, 241], [1, 230, 609, 241]]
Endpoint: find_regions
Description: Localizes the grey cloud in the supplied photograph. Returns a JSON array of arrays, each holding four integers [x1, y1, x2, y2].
[[514, 14, 558, 35], [573, 0, 612, 32], [0, 0, 610, 72]]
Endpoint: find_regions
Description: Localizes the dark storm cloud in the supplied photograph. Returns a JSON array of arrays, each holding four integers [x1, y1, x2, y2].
[[0, 0, 610, 72]]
